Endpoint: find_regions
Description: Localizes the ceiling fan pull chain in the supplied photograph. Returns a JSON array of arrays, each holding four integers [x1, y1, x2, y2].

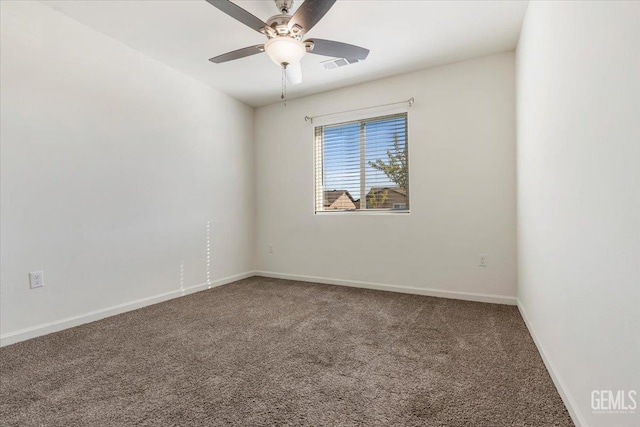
[[281, 64, 287, 107]]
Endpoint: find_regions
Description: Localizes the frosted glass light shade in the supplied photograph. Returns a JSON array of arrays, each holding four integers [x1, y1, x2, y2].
[[286, 62, 302, 85], [265, 37, 306, 66]]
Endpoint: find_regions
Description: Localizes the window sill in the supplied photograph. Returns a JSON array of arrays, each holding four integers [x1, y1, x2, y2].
[[315, 210, 410, 216]]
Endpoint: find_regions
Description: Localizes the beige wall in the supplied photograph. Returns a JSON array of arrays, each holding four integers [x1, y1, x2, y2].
[[254, 52, 517, 302], [0, 1, 255, 343], [516, 2, 640, 426]]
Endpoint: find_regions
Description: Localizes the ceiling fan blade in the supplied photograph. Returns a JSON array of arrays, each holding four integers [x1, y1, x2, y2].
[[286, 63, 302, 85], [288, 0, 337, 33], [305, 39, 370, 61], [209, 45, 265, 63], [205, 0, 267, 33]]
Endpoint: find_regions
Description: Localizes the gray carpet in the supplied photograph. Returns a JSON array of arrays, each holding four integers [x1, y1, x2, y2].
[[0, 277, 573, 426]]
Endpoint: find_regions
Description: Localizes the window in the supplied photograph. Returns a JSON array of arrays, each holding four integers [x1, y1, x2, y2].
[[314, 113, 409, 213]]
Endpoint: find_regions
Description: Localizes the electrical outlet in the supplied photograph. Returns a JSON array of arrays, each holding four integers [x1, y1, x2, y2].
[[268, 244, 274, 254], [30, 271, 44, 289], [478, 254, 488, 267]]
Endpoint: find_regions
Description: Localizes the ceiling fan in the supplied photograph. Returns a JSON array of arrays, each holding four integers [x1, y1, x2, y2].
[[206, 0, 370, 85]]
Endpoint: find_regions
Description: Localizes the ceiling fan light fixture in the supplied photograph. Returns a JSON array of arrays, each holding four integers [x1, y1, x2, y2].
[[264, 37, 306, 66]]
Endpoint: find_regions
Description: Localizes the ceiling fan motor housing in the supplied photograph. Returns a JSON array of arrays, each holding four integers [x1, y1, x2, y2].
[[265, 14, 290, 35], [265, 14, 303, 39]]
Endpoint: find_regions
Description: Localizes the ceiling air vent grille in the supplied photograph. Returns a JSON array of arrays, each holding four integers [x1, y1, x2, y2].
[[322, 58, 361, 70]]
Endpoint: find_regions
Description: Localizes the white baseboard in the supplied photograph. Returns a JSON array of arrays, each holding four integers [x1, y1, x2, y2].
[[1, 271, 516, 347], [0, 271, 255, 347], [517, 301, 585, 427], [254, 271, 517, 305]]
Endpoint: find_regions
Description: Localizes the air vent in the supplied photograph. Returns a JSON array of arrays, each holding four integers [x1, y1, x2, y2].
[[322, 58, 361, 70]]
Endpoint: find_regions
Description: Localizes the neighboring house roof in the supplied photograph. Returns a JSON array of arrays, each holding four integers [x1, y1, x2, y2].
[[323, 190, 354, 205], [367, 186, 406, 197], [365, 186, 408, 209], [323, 190, 357, 209]]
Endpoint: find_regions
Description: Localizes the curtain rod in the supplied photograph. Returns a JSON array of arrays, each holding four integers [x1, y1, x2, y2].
[[304, 97, 414, 123]]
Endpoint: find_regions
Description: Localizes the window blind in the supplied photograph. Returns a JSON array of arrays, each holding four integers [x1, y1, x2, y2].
[[314, 113, 409, 212]]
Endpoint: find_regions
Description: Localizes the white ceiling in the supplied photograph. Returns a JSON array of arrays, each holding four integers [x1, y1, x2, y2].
[[42, 0, 528, 107]]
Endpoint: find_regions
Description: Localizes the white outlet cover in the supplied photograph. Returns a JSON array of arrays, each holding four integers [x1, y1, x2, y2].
[[30, 271, 44, 289], [478, 254, 488, 267]]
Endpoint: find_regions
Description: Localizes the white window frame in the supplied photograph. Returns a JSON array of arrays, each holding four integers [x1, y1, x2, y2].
[[313, 108, 410, 215]]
